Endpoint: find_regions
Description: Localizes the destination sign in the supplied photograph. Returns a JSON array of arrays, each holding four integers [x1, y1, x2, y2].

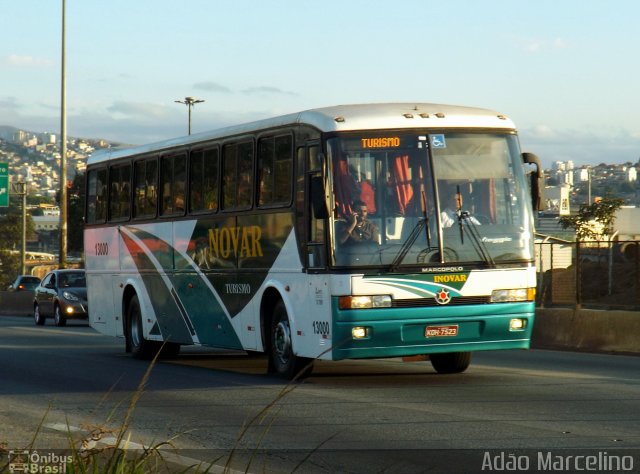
[[361, 137, 400, 149]]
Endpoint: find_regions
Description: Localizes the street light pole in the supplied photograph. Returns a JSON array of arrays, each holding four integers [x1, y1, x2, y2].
[[174, 97, 205, 135], [59, 0, 68, 268]]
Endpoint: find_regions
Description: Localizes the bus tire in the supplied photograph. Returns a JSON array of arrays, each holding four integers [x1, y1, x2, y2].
[[127, 295, 157, 360], [269, 301, 313, 380], [430, 352, 471, 374]]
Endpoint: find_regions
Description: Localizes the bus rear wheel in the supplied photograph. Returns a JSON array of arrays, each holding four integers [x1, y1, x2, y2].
[[269, 301, 312, 379], [127, 295, 158, 360], [430, 352, 471, 374]]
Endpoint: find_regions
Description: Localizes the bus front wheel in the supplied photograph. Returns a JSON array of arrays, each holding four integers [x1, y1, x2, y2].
[[430, 352, 471, 374], [269, 301, 312, 379]]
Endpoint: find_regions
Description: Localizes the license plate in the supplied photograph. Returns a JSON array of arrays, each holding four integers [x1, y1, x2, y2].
[[425, 325, 459, 338]]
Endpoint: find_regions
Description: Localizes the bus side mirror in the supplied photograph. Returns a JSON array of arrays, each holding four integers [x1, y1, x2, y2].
[[310, 175, 328, 219], [523, 152, 545, 211]]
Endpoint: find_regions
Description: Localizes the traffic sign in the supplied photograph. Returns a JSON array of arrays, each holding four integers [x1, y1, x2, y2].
[[0, 162, 8, 207]]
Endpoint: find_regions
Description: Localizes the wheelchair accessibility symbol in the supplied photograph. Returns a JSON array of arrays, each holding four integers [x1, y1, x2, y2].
[[430, 134, 446, 148]]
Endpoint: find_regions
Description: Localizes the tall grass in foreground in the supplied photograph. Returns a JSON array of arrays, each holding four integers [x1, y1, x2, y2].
[[1, 345, 213, 473], [0, 343, 338, 474]]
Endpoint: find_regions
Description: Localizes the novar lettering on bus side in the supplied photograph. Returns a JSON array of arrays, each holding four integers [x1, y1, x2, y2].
[[208, 225, 264, 259]]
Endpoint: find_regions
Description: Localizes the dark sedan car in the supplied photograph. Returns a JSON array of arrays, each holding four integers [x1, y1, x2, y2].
[[33, 269, 88, 326], [8, 275, 41, 291]]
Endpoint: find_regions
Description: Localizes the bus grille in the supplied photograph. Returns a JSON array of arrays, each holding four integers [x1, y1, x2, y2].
[[391, 296, 491, 308]]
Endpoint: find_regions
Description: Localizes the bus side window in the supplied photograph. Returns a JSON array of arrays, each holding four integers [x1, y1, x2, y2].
[[237, 142, 253, 208], [258, 134, 292, 207], [160, 153, 186, 215], [203, 148, 219, 210], [190, 150, 204, 211], [109, 164, 131, 221], [222, 141, 253, 210], [189, 147, 219, 213], [86, 168, 107, 224], [258, 138, 274, 205], [222, 144, 237, 210], [133, 159, 157, 218]]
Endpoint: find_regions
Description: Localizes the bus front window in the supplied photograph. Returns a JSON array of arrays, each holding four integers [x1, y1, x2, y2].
[[328, 134, 439, 267], [432, 133, 535, 265], [327, 132, 534, 269]]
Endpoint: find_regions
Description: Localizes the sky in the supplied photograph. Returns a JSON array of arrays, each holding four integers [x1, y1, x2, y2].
[[2, 0, 640, 168]]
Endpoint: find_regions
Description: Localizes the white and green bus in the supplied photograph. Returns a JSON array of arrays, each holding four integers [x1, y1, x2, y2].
[[84, 103, 544, 378]]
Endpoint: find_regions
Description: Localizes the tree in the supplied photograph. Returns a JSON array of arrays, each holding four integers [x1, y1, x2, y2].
[[0, 250, 20, 288], [54, 172, 85, 256], [0, 198, 37, 287], [0, 200, 36, 249], [559, 196, 624, 241], [67, 172, 85, 254]]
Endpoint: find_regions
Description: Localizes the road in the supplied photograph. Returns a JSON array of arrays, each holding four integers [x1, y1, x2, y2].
[[1, 314, 639, 473]]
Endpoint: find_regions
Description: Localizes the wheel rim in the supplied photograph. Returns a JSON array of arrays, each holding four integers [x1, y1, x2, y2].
[[54, 307, 61, 324], [273, 320, 292, 366], [34, 306, 40, 323]]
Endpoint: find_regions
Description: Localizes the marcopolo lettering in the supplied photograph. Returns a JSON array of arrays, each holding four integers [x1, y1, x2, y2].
[[208, 225, 263, 259]]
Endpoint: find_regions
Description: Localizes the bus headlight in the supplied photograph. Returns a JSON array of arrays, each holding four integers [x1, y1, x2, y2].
[[490, 288, 535, 303], [339, 295, 392, 309]]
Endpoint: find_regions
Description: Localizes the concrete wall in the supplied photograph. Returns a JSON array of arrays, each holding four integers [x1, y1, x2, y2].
[[0, 290, 35, 317], [533, 308, 640, 354]]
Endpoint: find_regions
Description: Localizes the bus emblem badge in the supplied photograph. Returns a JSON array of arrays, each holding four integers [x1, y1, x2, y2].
[[435, 288, 451, 305]]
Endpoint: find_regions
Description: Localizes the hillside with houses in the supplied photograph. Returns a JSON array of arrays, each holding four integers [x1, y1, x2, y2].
[[1, 126, 640, 251]]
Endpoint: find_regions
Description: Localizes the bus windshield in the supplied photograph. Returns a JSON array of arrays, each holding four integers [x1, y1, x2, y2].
[[328, 132, 535, 268]]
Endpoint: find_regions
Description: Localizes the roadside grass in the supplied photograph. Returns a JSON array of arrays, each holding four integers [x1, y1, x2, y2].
[[0, 345, 217, 473], [0, 344, 336, 474]]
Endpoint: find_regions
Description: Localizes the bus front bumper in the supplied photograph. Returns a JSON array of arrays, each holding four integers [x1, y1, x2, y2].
[[331, 300, 535, 361]]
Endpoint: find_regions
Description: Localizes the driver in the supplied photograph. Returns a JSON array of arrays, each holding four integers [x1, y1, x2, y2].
[[440, 186, 481, 228], [338, 200, 380, 245]]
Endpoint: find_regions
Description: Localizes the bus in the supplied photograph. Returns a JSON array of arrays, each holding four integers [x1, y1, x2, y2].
[[84, 103, 544, 378]]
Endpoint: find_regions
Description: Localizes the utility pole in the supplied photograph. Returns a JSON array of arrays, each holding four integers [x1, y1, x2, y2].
[[11, 182, 27, 275], [59, 0, 67, 268], [175, 97, 205, 135]]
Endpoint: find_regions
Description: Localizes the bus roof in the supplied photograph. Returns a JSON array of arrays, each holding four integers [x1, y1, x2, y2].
[[87, 103, 516, 165]]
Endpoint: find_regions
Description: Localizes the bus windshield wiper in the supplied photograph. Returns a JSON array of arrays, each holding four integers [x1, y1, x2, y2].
[[457, 211, 495, 267], [390, 216, 429, 272], [390, 189, 434, 271]]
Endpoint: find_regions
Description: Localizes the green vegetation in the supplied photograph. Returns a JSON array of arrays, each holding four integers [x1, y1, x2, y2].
[[559, 196, 625, 241]]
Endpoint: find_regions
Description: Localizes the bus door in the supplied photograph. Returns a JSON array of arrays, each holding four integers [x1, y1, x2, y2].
[[299, 143, 333, 356], [304, 143, 327, 270]]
